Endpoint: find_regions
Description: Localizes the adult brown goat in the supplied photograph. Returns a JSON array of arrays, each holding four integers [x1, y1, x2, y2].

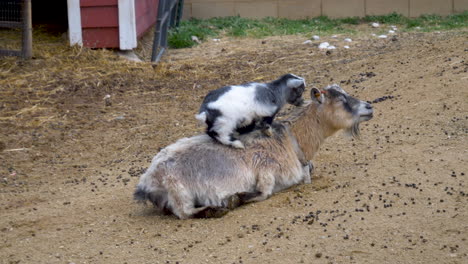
[[134, 84, 373, 219]]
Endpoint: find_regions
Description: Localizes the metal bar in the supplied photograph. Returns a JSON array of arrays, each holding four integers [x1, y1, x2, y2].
[[0, 50, 22, 56], [154, 47, 165, 62], [22, 0, 32, 59], [176, 0, 184, 27], [151, 0, 182, 63], [151, 0, 167, 62], [0, 21, 22, 28]]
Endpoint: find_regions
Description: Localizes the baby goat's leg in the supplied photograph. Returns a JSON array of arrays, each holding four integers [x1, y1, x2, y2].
[[302, 161, 313, 184], [259, 116, 275, 137], [212, 117, 245, 149]]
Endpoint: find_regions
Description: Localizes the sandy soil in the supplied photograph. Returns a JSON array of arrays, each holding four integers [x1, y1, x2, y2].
[[0, 28, 467, 264]]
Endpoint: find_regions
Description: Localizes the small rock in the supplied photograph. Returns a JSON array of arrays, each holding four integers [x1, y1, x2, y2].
[[378, 35, 388, 39], [331, 35, 338, 38], [312, 35, 320, 40], [388, 30, 395, 34], [371, 22, 380, 28], [344, 45, 350, 49], [191, 36, 201, 44], [212, 38, 220, 42], [318, 42, 330, 49], [115, 116, 125, 121], [115, 50, 142, 62], [327, 45, 336, 50], [344, 38, 352, 42], [303, 40, 313, 44], [371, 33, 377, 37], [103, 94, 112, 106]]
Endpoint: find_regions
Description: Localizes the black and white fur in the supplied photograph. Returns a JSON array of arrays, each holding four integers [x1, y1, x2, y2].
[[196, 74, 306, 149]]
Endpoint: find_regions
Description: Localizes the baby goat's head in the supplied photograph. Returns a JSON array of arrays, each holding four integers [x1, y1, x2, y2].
[[311, 84, 373, 138], [280, 74, 306, 106]]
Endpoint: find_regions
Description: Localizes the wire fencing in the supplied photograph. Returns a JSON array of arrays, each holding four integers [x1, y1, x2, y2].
[[0, 0, 32, 58]]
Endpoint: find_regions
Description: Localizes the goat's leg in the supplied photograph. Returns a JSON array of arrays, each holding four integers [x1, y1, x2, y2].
[[259, 116, 275, 137], [193, 206, 229, 218], [212, 117, 245, 149], [303, 161, 314, 184], [237, 171, 275, 204], [165, 180, 212, 219]]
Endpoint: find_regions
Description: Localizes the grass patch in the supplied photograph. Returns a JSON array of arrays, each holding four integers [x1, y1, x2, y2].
[[168, 11, 468, 48]]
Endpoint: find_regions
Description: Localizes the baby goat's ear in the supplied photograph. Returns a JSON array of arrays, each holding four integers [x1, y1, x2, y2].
[[310, 87, 324, 104], [287, 77, 305, 89]]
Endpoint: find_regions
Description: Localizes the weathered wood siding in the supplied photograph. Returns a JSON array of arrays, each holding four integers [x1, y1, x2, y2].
[[79, 0, 159, 49], [135, 0, 159, 38], [80, 0, 119, 48]]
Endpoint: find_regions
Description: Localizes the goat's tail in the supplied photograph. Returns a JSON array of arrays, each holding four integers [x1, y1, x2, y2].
[[134, 185, 150, 202], [134, 184, 169, 211], [195, 112, 207, 123]]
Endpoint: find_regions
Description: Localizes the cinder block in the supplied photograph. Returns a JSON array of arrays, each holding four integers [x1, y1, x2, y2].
[[366, 0, 409, 16], [191, 2, 235, 18], [185, 0, 233, 3], [323, 0, 365, 18], [454, 0, 468, 12], [278, 0, 322, 19], [235, 1, 277, 18], [410, 0, 453, 17], [181, 3, 192, 20]]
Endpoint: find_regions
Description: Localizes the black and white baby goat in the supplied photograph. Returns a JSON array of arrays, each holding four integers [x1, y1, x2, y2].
[[196, 74, 306, 149]]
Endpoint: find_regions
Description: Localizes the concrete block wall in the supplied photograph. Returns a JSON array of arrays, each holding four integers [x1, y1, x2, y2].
[[182, 0, 467, 19]]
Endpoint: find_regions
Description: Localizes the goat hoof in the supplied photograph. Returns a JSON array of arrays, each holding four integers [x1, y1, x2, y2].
[[226, 194, 242, 209], [231, 141, 245, 149], [194, 207, 229, 218], [263, 127, 273, 137], [308, 161, 314, 174]]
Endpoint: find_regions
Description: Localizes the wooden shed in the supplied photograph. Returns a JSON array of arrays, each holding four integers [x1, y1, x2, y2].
[[67, 0, 159, 50]]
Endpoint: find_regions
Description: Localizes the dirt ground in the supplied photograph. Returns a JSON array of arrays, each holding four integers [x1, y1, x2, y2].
[[0, 27, 467, 264]]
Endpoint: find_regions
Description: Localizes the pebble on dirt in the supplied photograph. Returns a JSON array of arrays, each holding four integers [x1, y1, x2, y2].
[[104, 94, 111, 106], [318, 42, 330, 49]]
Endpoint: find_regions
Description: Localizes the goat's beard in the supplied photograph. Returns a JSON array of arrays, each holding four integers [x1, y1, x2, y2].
[[346, 122, 361, 139]]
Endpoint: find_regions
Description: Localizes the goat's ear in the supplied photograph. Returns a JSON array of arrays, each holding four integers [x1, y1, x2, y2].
[[310, 87, 324, 104]]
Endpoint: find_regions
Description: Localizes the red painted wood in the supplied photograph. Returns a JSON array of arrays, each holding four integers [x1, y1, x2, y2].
[[82, 28, 119, 48], [80, 0, 159, 48], [81, 0, 117, 7], [135, 0, 159, 37], [81, 6, 119, 28]]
